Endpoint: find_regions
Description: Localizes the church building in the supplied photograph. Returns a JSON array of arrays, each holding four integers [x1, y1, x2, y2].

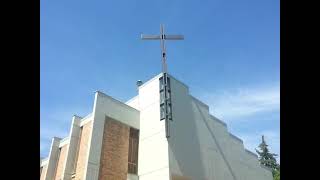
[[40, 25, 273, 180]]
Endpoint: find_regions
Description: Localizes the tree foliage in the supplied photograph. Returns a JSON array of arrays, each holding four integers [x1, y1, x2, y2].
[[273, 169, 280, 180], [256, 135, 280, 180]]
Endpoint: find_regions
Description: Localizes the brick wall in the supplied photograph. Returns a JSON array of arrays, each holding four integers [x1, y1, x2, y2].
[[98, 118, 130, 180], [54, 144, 68, 180], [74, 121, 92, 180]]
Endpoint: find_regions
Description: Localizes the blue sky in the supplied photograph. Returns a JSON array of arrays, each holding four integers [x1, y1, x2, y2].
[[40, 0, 279, 162]]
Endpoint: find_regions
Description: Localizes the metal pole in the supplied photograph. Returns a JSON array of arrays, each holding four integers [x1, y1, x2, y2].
[[160, 24, 167, 73]]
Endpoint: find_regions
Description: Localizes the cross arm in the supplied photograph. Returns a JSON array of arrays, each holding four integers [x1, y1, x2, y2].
[[141, 34, 184, 40], [164, 35, 184, 40], [141, 34, 161, 40]]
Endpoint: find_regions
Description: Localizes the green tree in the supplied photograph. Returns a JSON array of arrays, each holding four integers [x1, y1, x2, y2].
[[273, 169, 280, 180], [256, 135, 280, 179]]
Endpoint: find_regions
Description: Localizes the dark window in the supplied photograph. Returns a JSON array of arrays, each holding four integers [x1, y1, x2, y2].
[[159, 74, 173, 121], [167, 78, 171, 89], [160, 104, 165, 120], [128, 128, 139, 174], [166, 90, 171, 100], [160, 90, 165, 104], [159, 75, 170, 90], [167, 103, 172, 120], [159, 77, 164, 90]]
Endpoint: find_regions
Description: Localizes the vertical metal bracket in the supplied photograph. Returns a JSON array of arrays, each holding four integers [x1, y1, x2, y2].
[[159, 73, 172, 138]]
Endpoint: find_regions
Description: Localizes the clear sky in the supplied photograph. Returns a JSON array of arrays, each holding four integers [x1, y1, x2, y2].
[[40, 0, 280, 162]]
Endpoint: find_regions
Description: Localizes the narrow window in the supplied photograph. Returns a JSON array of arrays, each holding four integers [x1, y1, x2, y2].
[[160, 104, 165, 120], [167, 103, 172, 120], [166, 89, 171, 100], [160, 90, 165, 104], [159, 76, 164, 90], [128, 128, 139, 174], [166, 77, 171, 89]]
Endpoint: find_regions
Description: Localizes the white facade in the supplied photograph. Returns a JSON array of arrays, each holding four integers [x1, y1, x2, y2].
[[135, 73, 170, 180], [125, 73, 272, 180], [166, 75, 272, 180], [40, 73, 273, 180]]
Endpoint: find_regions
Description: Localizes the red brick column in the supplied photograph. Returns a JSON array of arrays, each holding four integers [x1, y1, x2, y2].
[[74, 121, 92, 179], [98, 118, 130, 180]]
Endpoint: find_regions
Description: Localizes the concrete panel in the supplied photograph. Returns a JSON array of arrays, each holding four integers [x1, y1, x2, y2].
[[61, 115, 82, 180], [40, 165, 48, 180], [137, 73, 170, 180], [45, 137, 61, 180], [138, 130, 169, 175], [94, 91, 140, 129], [126, 96, 140, 110], [139, 167, 169, 180], [127, 173, 139, 180], [168, 77, 207, 180], [167, 74, 273, 180]]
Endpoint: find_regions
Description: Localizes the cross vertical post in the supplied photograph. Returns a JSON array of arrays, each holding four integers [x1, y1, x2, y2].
[[160, 24, 167, 73]]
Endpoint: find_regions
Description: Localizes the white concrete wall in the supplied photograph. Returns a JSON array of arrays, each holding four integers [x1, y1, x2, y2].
[[41, 158, 49, 167], [167, 75, 273, 180], [40, 158, 49, 179], [61, 115, 82, 180], [126, 96, 140, 110], [127, 173, 139, 180], [45, 137, 61, 180], [137, 73, 170, 180]]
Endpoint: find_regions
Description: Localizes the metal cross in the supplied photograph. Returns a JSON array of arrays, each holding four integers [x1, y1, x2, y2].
[[141, 24, 184, 73]]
